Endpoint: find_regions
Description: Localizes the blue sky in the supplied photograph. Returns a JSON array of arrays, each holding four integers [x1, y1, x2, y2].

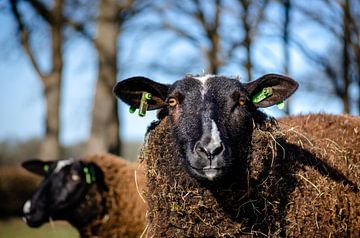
[[0, 1, 354, 146]]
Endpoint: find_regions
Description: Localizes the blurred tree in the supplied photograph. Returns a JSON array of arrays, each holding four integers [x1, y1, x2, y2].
[[235, 0, 269, 82], [282, 0, 292, 114], [9, 0, 149, 157], [154, 0, 269, 80], [86, 0, 121, 155], [158, 0, 223, 74], [293, 0, 360, 114], [86, 0, 149, 155], [10, 0, 64, 159]]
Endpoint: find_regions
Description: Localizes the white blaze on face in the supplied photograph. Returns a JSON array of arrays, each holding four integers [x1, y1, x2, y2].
[[194, 74, 215, 98], [54, 158, 74, 173], [208, 120, 222, 154], [23, 200, 31, 214], [194, 74, 214, 85]]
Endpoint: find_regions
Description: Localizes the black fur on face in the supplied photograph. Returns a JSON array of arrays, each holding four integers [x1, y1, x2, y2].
[[22, 159, 103, 227], [114, 74, 298, 182], [165, 76, 255, 181]]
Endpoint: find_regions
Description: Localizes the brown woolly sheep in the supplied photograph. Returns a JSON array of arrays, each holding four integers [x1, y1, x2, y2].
[[22, 153, 147, 238], [114, 74, 360, 237]]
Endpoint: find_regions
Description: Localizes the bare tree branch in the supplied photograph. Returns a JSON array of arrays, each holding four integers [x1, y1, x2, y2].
[[10, 0, 45, 79], [293, 1, 341, 38], [291, 35, 343, 96], [25, 0, 54, 24]]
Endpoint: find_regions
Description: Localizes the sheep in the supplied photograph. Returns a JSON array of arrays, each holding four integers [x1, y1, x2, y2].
[[22, 153, 147, 238], [114, 74, 360, 237]]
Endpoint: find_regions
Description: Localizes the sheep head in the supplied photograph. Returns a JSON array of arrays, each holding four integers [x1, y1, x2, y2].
[[22, 158, 104, 227], [114, 74, 298, 181]]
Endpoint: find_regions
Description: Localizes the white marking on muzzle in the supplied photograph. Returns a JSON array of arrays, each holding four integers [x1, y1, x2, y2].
[[23, 200, 31, 214], [55, 158, 74, 173], [205, 170, 217, 181], [208, 120, 222, 154]]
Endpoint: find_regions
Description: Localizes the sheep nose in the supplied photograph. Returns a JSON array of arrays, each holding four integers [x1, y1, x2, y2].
[[194, 141, 224, 160]]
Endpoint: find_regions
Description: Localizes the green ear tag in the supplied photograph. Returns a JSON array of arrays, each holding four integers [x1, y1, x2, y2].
[[277, 101, 285, 110], [43, 164, 49, 172], [83, 167, 92, 184], [89, 166, 96, 182], [138, 92, 152, 117], [252, 87, 273, 104], [129, 106, 136, 113]]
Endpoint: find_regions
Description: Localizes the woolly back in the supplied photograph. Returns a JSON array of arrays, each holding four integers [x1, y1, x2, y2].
[[141, 114, 360, 237], [80, 154, 147, 238], [278, 114, 360, 236]]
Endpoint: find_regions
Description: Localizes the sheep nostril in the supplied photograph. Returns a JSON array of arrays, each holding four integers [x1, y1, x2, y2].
[[194, 142, 209, 157], [212, 143, 224, 156], [194, 141, 224, 161]]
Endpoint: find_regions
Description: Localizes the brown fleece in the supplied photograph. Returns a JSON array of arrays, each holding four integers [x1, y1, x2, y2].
[[79, 154, 147, 238], [140, 114, 360, 237], [279, 114, 360, 237]]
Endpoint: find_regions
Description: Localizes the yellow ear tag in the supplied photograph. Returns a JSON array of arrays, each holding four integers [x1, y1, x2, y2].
[[138, 92, 152, 117], [252, 87, 273, 104], [128, 92, 152, 117]]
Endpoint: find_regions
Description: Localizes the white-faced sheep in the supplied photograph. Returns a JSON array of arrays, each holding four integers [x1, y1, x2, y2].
[[114, 74, 360, 237], [22, 153, 147, 238]]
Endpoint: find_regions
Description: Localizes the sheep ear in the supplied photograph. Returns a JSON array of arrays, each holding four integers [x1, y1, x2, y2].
[[82, 162, 107, 189], [22, 159, 53, 176], [244, 74, 299, 108], [113, 76, 170, 110]]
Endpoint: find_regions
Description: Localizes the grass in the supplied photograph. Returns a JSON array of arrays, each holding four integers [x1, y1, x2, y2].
[[0, 218, 79, 238]]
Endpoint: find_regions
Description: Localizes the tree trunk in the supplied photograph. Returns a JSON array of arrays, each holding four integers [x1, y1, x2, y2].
[[207, 32, 220, 75], [283, 0, 291, 115], [87, 0, 121, 155], [207, 0, 221, 75], [342, 0, 351, 114], [240, 0, 252, 82], [39, 75, 61, 158], [353, 44, 360, 115], [38, 0, 64, 159], [10, 0, 64, 159]]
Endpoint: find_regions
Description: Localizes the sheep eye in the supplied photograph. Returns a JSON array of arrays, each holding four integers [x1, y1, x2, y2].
[[239, 98, 246, 106], [71, 174, 80, 181], [168, 98, 177, 107]]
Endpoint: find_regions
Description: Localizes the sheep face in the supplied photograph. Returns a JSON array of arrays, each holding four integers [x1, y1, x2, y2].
[[21, 159, 102, 227], [114, 74, 298, 181]]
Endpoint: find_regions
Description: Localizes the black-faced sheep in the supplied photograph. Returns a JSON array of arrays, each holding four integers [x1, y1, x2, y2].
[[22, 153, 147, 238], [114, 74, 360, 237]]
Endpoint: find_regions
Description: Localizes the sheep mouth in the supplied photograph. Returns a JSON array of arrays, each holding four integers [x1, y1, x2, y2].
[[23, 212, 48, 227], [190, 165, 222, 171], [189, 166, 223, 181]]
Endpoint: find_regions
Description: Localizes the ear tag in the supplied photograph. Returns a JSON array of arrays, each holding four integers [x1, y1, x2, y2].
[[129, 106, 136, 114], [89, 166, 96, 182], [138, 92, 152, 117], [252, 87, 273, 104], [277, 101, 285, 110], [83, 167, 92, 184], [43, 164, 49, 172]]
